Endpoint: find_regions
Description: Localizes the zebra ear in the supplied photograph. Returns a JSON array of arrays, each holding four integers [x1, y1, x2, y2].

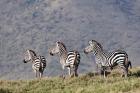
[[56, 41, 59, 43], [56, 41, 61, 44], [26, 49, 31, 53], [89, 40, 93, 45]]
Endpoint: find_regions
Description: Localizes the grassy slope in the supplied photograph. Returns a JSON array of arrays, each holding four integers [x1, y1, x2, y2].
[[0, 68, 140, 93]]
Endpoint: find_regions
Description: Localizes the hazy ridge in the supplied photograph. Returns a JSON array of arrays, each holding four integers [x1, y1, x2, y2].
[[0, 0, 140, 79]]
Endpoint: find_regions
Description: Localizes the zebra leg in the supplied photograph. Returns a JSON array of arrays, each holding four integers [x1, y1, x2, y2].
[[39, 70, 43, 78], [103, 66, 107, 78], [67, 67, 71, 77], [121, 66, 128, 77], [35, 71, 37, 78], [71, 65, 78, 77], [71, 66, 76, 77], [99, 66, 103, 77], [125, 67, 128, 77], [103, 70, 106, 78], [33, 69, 38, 78], [74, 65, 78, 77], [96, 64, 99, 76], [99, 66, 106, 78], [61, 65, 65, 78], [101, 66, 106, 78], [39, 67, 44, 78], [126, 61, 132, 75], [98, 64, 103, 77]]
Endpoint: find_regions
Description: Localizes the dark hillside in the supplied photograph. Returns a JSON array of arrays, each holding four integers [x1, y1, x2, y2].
[[0, 0, 140, 79]]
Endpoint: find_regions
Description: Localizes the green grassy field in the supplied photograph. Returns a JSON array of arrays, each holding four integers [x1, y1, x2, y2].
[[0, 68, 140, 93]]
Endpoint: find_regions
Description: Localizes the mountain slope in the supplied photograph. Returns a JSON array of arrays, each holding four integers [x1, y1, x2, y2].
[[0, 0, 140, 79]]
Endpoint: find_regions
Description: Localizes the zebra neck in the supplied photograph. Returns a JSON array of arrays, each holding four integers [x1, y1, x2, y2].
[[28, 51, 37, 63], [59, 52, 67, 65], [31, 56, 37, 63], [94, 48, 103, 55], [94, 51, 100, 56], [95, 51, 104, 58]]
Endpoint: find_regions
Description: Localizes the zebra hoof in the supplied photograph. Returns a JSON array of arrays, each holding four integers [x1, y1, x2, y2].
[[59, 75, 65, 79], [50, 52, 54, 56], [23, 60, 27, 63]]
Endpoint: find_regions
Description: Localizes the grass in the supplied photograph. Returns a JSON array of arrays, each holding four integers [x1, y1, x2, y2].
[[0, 67, 140, 93]]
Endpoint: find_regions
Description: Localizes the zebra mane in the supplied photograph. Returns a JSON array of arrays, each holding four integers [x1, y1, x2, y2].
[[92, 40, 103, 50], [57, 41, 67, 50], [28, 49, 37, 57]]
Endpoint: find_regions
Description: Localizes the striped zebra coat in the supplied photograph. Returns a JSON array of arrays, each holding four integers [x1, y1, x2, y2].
[[23, 49, 46, 78], [84, 40, 130, 77], [49, 41, 80, 77]]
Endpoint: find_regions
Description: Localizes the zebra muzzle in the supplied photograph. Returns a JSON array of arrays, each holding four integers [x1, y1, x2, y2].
[[50, 52, 54, 56], [23, 60, 27, 63], [84, 50, 88, 54]]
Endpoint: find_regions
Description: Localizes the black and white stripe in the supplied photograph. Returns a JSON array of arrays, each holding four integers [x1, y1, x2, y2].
[[84, 40, 130, 77], [50, 41, 80, 77], [23, 49, 46, 78]]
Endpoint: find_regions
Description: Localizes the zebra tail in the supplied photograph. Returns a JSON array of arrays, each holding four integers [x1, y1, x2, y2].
[[124, 53, 132, 69], [74, 51, 78, 65], [125, 55, 129, 69], [128, 61, 132, 69], [125, 59, 132, 69]]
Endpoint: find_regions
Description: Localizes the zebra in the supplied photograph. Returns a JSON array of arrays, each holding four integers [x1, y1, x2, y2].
[[49, 41, 80, 77], [23, 49, 46, 78], [84, 40, 130, 78]]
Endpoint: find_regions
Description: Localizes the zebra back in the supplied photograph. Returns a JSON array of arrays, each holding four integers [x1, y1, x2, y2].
[[66, 50, 80, 67], [33, 55, 46, 71]]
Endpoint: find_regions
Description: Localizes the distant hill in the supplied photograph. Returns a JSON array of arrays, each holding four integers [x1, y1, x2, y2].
[[0, 0, 140, 79]]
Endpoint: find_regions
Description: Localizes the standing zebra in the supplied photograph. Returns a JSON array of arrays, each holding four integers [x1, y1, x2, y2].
[[23, 49, 46, 78], [84, 40, 130, 77], [49, 41, 80, 77]]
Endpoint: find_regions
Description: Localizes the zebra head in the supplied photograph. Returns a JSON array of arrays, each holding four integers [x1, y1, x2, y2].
[[49, 41, 67, 56], [23, 49, 37, 63], [49, 41, 60, 56], [84, 40, 103, 54]]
